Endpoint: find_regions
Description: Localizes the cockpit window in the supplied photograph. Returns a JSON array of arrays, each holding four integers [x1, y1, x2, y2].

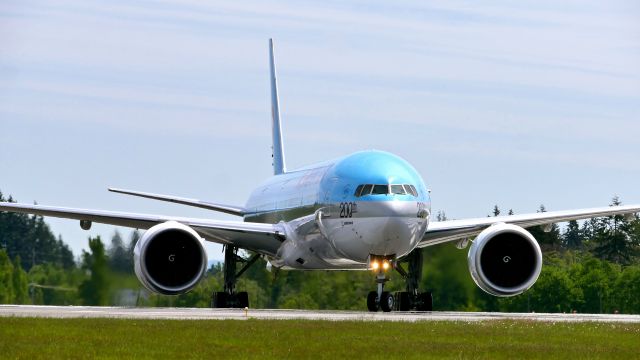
[[354, 184, 418, 197], [403, 184, 417, 197], [358, 184, 372, 196], [390, 185, 406, 195], [371, 184, 389, 195]]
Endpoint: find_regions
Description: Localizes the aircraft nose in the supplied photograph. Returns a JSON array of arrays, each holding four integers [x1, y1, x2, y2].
[[365, 201, 426, 257]]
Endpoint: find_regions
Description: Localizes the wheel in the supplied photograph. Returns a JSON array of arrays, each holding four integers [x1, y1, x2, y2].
[[417, 292, 433, 311], [212, 291, 227, 308], [237, 292, 249, 308], [380, 292, 394, 312], [367, 291, 379, 312], [396, 291, 410, 311]]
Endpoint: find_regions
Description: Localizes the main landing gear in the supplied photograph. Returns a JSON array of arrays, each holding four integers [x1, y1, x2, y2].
[[366, 251, 433, 312], [211, 246, 260, 308]]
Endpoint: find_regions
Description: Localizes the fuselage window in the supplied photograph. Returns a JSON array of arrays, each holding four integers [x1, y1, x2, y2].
[[390, 184, 406, 195], [354, 184, 364, 196], [371, 184, 389, 195]]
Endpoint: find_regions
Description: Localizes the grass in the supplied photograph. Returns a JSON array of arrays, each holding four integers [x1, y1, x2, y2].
[[0, 317, 639, 359]]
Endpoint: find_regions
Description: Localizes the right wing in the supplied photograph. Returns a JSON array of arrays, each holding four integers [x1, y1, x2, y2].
[[0, 202, 284, 256], [420, 204, 640, 247]]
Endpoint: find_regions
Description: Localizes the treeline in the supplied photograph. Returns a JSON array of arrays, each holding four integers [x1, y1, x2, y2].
[[1, 190, 639, 313]]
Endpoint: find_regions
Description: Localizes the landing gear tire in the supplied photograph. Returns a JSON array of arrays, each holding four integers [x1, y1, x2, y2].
[[211, 246, 258, 309], [395, 291, 411, 311], [367, 291, 379, 312], [417, 292, 433, 311], [237, 291, 249, 308], [380, 292, 394, 312], [212, 291, 228, 308]]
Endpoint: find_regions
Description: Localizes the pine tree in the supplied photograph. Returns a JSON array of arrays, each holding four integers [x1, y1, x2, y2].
[[528, 205, 561, 248], [0, 250, 15, 303], [108, 230, 129, 273], [11, 255, 28, 304], [435, 211, 447, 222], [0, 190, 78, 271], [126, 230, 140, 272], [563, 220, 582, 249], [593, 196, 638, 264], [79, 236, 110, 305], [492, 205, 500, 217], [56, 235, 75, 269]]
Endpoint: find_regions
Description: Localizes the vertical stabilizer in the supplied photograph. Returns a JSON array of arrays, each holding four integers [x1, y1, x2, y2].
[[269, 38, 286, 175]]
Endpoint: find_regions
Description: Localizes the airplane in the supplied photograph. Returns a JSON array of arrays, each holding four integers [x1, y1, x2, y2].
[[2, 39, 639, 312]]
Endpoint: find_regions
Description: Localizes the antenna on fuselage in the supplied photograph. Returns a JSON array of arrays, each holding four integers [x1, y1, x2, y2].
[[269, 38, 286, 175]]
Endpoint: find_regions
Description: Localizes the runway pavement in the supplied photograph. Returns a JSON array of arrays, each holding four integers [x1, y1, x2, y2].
[[1, 305, 639, 323]]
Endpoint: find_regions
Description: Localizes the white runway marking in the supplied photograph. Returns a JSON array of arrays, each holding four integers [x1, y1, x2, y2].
[[1, 305, 639, 323]]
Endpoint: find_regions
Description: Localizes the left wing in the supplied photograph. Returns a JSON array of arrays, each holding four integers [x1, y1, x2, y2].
[[108, 188, 246, 216], [0, 202, 284, 256], [420, 204, 640, 247]]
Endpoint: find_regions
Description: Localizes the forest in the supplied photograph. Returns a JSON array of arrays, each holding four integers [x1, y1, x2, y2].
[[1, 190, 639, 313]]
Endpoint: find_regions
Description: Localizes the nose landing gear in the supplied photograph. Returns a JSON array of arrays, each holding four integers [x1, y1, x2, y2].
[[366, 255, 395, 312], [365, 250, 433, 312]]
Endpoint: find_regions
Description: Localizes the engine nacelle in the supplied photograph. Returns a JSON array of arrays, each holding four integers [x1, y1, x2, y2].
[[134, 221, 208, 295], [468, 223, 542, 297]]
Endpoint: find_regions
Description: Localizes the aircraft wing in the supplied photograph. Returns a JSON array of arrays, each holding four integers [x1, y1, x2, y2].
[[0, 202, 284, 256], [108, 188, 246, 216], [419, 205, 640, 247]]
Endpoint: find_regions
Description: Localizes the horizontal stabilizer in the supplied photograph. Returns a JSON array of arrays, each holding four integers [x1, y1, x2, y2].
[[108, 188, 246, 216]]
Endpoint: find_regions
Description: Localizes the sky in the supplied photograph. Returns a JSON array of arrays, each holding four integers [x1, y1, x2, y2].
[[1, 1, 639, 261]]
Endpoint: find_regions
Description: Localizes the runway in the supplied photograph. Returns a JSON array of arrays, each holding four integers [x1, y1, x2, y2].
[[1, 305, 639, 323]]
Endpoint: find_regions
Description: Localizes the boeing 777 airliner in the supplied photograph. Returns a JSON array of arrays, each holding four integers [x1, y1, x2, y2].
[[2, 40, 639, 312]]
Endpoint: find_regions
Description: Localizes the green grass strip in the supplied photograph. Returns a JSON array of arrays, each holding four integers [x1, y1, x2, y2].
[[0, 317, 639, 359]]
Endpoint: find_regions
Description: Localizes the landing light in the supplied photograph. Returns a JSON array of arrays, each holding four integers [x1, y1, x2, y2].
[[382, 261, 390, 270], [371, 261, 380, 270]]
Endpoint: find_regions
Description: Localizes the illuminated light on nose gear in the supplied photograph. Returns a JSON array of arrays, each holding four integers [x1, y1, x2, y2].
[[382, 261, 390, 270], [371, 261, 380, 271]]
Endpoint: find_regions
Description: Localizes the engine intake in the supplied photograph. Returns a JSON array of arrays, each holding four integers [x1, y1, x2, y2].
[[468, 223, 542, 297], [134, 221, 207, 295]]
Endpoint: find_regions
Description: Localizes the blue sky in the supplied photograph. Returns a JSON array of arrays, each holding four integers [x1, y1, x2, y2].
[[1, 1, 639, 261]]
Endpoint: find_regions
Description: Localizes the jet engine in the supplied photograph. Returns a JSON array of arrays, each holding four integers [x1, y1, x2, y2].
[[468, 223, 542, 297], [134, 221, 208, 295]]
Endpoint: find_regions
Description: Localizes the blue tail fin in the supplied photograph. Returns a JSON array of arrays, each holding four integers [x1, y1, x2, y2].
[[269, 38, 286, 175]]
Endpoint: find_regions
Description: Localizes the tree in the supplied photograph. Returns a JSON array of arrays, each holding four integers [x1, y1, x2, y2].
[[528, 205, 561, 249], [570, 257, 619, 313], [612, 265, 640, 313], [108, 230, 129, 273], [79, 236, 110, 306], [0, 190, 76, 271], [12, 255, 28, 304], [55, 235, 75, 269], [0, 250, 14, 303], [492, 205, 500, 217], [593, 196, 638, 264], [126, 230, 140, 273], [563, 220, 582, 249]]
